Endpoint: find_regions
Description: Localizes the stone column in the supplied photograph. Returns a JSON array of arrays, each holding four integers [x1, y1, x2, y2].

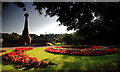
[[19, 13, 31, 45]]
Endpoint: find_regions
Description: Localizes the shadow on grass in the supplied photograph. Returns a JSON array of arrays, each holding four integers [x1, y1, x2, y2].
[[61, 54, 120, 71], [45, 51, 120, 71], [2, 61, 36, 70], [44, 58, 49, 61], [2, 59, 57, 71]]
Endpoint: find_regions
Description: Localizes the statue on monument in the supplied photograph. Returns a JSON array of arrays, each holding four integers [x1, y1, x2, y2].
[[19, 13, 31, 45]]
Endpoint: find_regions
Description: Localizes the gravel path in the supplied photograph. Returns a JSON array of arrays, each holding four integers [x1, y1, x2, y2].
[[0, 46, 56, 50]]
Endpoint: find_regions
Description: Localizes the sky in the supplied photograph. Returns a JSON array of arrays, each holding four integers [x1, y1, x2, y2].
[[2, 2, 75, 35]]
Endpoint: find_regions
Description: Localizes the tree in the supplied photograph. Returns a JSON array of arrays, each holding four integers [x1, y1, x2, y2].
[[2, 2, 26, 11], [32, 2, 120, 44], [2, 32, 20, 40], [62, 34, 73, 44]]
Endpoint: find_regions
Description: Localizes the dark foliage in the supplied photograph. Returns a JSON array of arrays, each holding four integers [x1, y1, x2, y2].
[[2, 2, 26, 11], [32, 2, 120, 45]]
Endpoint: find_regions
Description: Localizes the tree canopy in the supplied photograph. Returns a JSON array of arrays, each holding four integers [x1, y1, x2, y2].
[[32, 2, 120, 44], [2, 2, 26, 11], [32, 3, 120, 31]]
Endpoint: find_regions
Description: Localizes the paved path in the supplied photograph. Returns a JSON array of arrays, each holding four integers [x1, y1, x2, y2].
[[0, 46, 56, 50]]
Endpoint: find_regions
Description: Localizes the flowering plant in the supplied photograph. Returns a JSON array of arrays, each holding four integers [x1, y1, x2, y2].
[[15, 47, 33, 51], [2, 47, 55, 69], [45, 46, 119, 56]]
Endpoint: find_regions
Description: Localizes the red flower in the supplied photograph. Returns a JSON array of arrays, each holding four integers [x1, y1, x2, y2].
[[55, 46, 62, 48], [5, 57, 9, 59], [45, 46, 119, 56], [15, 47, 33, 51], [30, 57, 37, 60], [15, 66, 20, 67]]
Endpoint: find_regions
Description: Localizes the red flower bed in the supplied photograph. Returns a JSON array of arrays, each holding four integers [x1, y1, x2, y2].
[[15, 47, 33, 51], [0, 50, 6, 53], [45, 46, 119, 56], [2, 47, 53, 69]]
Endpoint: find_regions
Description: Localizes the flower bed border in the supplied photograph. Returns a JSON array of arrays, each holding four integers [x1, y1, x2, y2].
[[45, 46, 119, 56], [52, 46, 107, 51]]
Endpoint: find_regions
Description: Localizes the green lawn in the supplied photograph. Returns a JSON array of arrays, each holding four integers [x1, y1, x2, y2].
[[48, 42, 66, 46], [1, 47, 120, 71]]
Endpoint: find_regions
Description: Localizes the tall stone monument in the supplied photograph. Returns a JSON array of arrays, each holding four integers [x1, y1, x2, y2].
[[19, 13, 31, 45]]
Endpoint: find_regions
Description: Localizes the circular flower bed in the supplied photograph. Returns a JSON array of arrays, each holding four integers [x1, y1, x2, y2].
[[45, 45, 119, 56]]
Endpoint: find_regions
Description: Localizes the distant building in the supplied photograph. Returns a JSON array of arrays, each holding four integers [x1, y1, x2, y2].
[[0, 39, 3, 43], [30, 34, 38, 38], [30, 34, 47, 46], [0, 39, 3, 47]]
